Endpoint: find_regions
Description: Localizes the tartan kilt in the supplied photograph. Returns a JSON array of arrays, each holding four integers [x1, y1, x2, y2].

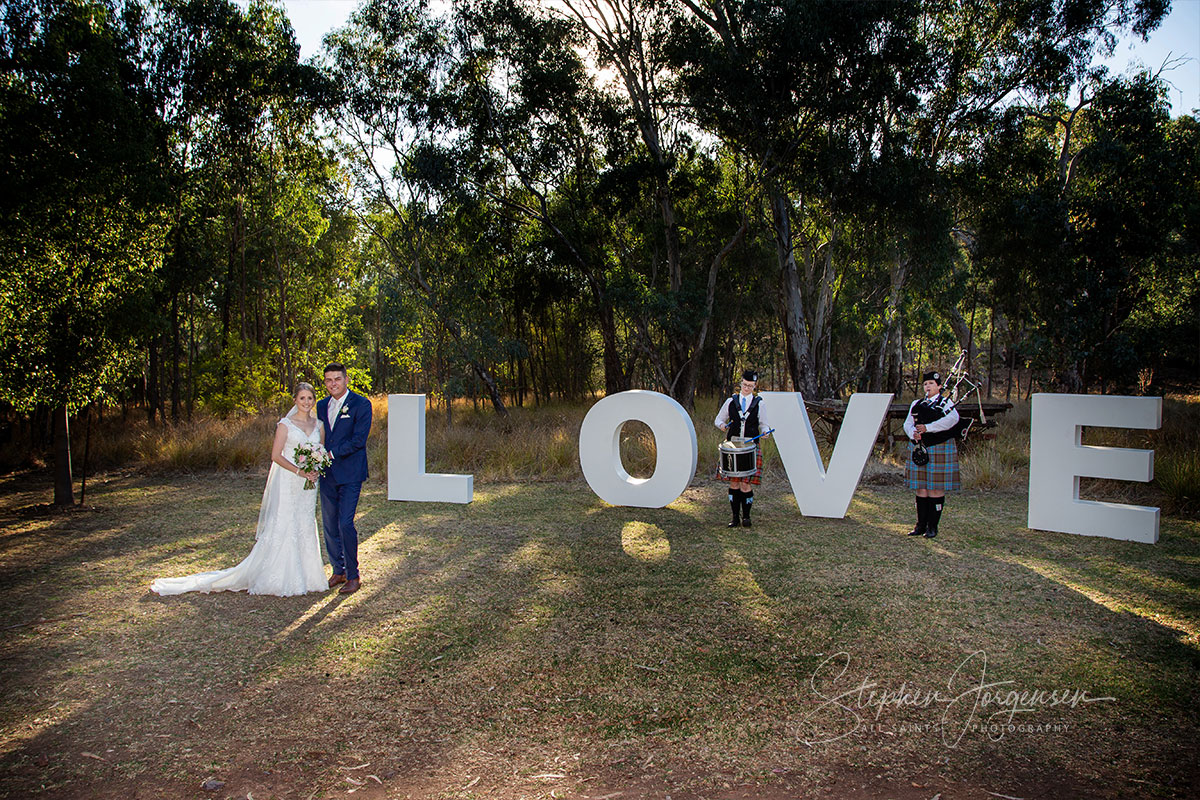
[[905, 440, 960, 492], [714, 445, 763, 485]]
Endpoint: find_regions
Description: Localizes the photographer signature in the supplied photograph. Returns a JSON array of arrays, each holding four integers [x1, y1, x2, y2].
[[798, 651, 1115, 747]]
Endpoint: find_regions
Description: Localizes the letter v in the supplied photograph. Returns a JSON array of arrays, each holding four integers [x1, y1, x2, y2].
[[759, 392, 892, 518]]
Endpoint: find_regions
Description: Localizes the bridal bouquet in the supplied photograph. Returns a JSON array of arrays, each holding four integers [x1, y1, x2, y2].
[[293, 443, 333, 490]]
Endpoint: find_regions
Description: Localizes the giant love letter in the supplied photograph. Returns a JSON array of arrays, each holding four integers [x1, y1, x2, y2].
[[387, 394, 473, 504], [762, 391, 893, 518], [1027, 394, 1162, 543], [578, 390, 698, 508]]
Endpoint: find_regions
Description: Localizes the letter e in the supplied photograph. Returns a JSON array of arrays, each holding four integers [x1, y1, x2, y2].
[[1027, 394, 1161, 543]]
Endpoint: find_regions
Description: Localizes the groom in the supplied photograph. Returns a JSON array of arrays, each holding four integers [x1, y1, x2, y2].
[[317, 363, 372, 595]]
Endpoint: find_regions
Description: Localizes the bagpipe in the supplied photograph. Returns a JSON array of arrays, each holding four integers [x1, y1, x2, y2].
[[911, 350, 985, 466]]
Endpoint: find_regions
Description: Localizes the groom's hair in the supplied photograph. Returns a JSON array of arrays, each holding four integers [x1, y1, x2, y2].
[[324, 362, 347, 378]]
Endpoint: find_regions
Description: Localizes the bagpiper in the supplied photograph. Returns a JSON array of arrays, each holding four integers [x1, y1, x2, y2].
[[903, 370, 961, 538]]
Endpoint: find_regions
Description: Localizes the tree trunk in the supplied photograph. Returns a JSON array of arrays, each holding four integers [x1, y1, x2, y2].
[[170, 292, 181, 423], [596, 302, 627, 395], [812, 217, 838, 398], [771, 188, 817, 397], [987, 305, 996, 398], [147, 337, 160, 425], [79, 405, 91, 505], [888, 312, 905, 397], [53, 405, 73, 506], [674, 217, 750, 411], [871, 256, 909, 392], [945, 305, 979, 368], [187, 293, 195, 421], [277, 249, 292, 391]]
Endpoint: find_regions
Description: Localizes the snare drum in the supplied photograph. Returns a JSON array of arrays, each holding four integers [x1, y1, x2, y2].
[[718, 438, 758, 478]]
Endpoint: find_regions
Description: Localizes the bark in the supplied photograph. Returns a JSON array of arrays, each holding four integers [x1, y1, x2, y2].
[[811, 216, 838, 398], [220, 197, 238, 365], [276, 248, 292, 392], [79, 406, 91, 505], [771, 188, 817, 397], [675, 217, 750, 409], [147, 337, 160, 425], [888, 313, 905, 397], [598, 292, 628, 394], [987, 305, 996, 398], [186, 294, 195, 421], [170, 292, 181, 423], [945, 305, 980, 368], [52, 405, 73, 506], [871, 256, 910, 392]]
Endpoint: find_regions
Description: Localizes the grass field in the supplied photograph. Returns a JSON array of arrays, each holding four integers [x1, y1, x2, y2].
[[1, 461, 1197, 799]]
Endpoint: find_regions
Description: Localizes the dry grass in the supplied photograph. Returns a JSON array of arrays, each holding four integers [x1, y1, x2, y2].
[[0, 465, 1197, 799], [11, 392, 1198, 524], [19, 393, 1196, 521]]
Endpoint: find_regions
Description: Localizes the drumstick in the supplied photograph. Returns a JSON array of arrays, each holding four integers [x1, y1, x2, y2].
[[748, 428, 775, 442]]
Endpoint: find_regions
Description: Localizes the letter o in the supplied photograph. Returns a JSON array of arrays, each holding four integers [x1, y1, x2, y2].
[[579, 390, 698, 508]]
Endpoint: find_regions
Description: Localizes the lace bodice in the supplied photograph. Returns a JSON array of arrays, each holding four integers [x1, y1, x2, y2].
[[279, 416, 321, 466]]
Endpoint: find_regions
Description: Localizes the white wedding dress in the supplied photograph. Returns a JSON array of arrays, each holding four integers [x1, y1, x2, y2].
[[151, 415, 328, 597]]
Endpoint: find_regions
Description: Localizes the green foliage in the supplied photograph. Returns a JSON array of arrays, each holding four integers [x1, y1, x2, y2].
[[5, 0, 1196, 494], [0, 0, 169, 412], [971, 72, 1198, 391]]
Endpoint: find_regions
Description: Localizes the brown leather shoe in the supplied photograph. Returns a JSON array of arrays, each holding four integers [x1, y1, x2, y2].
[[328, 573, 347, 589], [338, 578, 361, 595]]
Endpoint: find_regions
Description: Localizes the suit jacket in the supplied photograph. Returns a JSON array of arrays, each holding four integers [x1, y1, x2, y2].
[[317, 390, 372, 485]]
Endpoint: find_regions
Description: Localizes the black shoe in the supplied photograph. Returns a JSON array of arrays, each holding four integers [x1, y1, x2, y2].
[[728, 518, 741, 528], [907, 527, 926, 536], [742, 518, 752, 527], [924, 528, 938, 538]]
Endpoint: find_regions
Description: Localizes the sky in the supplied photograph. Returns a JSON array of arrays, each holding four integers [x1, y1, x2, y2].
[[266, 0, 1199, 117]]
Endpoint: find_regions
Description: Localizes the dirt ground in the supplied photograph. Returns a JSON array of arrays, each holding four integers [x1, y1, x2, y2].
[[2, 468, 1197, 799]]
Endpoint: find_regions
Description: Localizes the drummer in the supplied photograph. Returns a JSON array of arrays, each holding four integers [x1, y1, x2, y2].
[[714, 369, 772, 528]]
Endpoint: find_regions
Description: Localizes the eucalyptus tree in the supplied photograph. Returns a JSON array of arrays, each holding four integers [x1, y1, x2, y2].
[[910, 0, 1170, 384], [549, 0, 752, 407], [972, 72, 1197, 392], [445, 0, 640, 398], [671, 0, 935, 397], [326, 0, 523, 415], [670, 0, 1169, 397], [0, 0, 169, 504], [147, 0, 340, 415]]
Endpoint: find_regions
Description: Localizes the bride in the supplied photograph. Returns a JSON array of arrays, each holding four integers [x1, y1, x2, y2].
[[151, 383, 329, 597]]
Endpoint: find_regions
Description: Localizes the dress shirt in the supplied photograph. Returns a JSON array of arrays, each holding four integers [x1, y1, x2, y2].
[[328, 394, 345, 429]]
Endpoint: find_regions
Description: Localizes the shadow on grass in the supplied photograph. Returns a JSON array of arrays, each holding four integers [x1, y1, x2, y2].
[[2, 475, 1198, 798]]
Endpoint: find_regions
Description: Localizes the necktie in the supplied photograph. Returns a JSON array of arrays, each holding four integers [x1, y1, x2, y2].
[[329, 398, 340, 428], [741, 396, 747, 413]]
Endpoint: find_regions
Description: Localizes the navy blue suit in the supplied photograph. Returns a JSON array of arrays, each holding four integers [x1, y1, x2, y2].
[[316, 390, 372, 580]]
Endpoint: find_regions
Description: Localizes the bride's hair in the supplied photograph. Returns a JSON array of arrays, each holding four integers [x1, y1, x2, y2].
[[294, 381, 316, 398]]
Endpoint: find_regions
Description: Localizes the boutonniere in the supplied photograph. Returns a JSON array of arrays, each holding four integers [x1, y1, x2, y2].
[[339, 405, 352, 417]]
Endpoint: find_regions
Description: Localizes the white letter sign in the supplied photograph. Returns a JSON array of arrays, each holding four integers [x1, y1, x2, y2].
[[387, 394, 473, 504], [1027, 394, 1161, 543], [763, 391, 893, 518], [579, 390, 698, 508]]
